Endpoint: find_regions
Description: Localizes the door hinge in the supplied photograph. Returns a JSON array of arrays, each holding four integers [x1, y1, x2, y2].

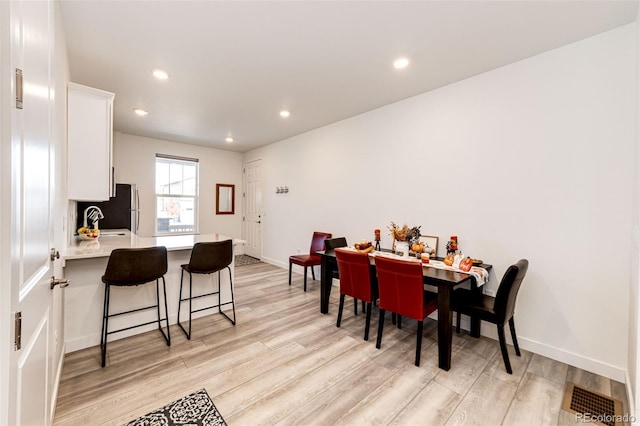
[[50, 248, 60, 261], [50, 277, 70, 289], [15, 69, 23, 109], [14, 312, 22, 351]]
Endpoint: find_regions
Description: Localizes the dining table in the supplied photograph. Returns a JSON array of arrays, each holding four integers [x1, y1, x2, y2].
[[319, 248, 492, 371]]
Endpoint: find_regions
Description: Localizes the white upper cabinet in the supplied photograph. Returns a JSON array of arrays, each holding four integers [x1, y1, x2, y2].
[[67, 82, 115, 201]]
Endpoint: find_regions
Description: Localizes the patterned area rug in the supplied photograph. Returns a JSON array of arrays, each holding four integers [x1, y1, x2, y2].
[[123, 388, 227, 426], [235, 254, 261, 266]]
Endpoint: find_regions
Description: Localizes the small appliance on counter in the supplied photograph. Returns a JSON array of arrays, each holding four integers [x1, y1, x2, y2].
[[77, 183, 139, 233]]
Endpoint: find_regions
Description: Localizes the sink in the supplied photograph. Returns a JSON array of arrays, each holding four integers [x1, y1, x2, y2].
[[100, 231, 126, 237]]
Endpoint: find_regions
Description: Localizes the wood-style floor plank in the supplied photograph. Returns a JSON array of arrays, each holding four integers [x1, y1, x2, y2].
[[53, 261, 630, 426]]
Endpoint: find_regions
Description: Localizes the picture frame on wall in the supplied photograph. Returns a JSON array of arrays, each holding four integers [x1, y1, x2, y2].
[[419, 235, 439, 257]]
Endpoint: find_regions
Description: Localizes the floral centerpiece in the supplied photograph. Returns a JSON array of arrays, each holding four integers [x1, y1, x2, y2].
[[388, 222, 421, 255]]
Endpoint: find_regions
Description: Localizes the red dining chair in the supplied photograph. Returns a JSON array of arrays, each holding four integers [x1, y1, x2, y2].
[[289, 231, 332, 291], [452, 259, 529, 374], [335, 248, 378, 341], [374, 256, 438, 366]]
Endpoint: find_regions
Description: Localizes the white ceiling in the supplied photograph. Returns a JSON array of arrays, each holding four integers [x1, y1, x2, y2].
[[59, 1, 638, 153]]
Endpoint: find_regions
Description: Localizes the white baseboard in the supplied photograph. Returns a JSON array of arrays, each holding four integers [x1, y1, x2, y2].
[[519, 336, 625, 383], [625, 370, 636, 421], [455, 315, 626, 382]]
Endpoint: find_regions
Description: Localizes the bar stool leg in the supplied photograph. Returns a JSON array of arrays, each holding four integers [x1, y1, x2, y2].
[[156, 277, 171, 346], [177, 269, 185, 335], [101, 284, 111, 368], [227, 267, 236, 325], [218, 266, 236, 325], [177, 269, 193, 339], [188, 272, 193, 338], [159, 276, 170, 345]]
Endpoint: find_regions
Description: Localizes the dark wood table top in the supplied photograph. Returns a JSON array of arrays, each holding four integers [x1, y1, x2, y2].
[[319, 249, 491, 286]]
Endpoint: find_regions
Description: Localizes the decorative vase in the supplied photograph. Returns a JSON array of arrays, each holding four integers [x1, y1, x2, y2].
[[395, 241, 409, 258]]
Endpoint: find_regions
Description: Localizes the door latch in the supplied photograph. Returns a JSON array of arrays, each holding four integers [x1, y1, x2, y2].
[[50, 277, 70, 290], [14, 312, 21, 350], [15, 69, 23, 109]]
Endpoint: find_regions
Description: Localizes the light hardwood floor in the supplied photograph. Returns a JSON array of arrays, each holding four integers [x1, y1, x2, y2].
[[54, 262, 630, 425]]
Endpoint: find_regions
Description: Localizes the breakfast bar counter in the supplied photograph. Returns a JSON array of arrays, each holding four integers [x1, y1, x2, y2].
[[64, 229, 244, 262], [62, 230, 243, 353]]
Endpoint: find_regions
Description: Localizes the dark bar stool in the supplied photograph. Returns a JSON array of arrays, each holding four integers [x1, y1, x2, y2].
[[101, 246, 171, 368], [178, 239, 236, 339]]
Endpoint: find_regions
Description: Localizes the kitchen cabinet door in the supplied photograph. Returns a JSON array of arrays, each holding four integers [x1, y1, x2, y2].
[[67, 82, 115, 201]]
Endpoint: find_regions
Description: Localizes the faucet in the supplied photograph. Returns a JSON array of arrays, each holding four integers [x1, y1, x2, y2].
[[83, 206, 104, 229]]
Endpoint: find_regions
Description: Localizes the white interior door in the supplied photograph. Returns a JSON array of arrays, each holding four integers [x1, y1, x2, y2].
[[1, 0, 59, 424], [243, 159, 263, 259]]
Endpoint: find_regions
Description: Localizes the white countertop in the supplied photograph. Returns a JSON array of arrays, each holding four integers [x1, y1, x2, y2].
[[64, 229, 245, 261]]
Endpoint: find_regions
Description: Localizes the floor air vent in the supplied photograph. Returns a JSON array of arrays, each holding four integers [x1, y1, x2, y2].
[[562, 382, 623, 426]]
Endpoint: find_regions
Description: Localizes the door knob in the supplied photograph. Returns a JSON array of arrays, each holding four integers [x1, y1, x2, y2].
[[50, 277, 70, 290]]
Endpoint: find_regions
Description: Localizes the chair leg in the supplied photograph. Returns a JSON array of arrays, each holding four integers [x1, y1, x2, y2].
[[397, 315, 402, 329], [288, 262, 292, 286], [354, 297, 358, 315], [361, 300, 365, 313], [178, 272, 194, 339], [364, 302, 372, 341], [311, 265, 316, 281], [100, 284, 111, 368], [456, 312, 462, 334], [415, 320, 424, 366], [303, 267, 308, 292], [157, 277, 171, 346], [337, 294, 345, 327], [497, 324, 513, 374], [218, 267, 236, 325], [376, 309, 386, 349], [509, 317, 521, 356], [177, 269, 184, 329]]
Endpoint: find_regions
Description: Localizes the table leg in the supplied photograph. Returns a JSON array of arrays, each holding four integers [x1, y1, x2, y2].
[[437, 284, 453, 371], [469, 277, 482, 338], [320, 256, 334, 314]]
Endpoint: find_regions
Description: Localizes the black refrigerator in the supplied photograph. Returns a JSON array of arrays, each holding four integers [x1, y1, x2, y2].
[[77, 183, 140, 233]]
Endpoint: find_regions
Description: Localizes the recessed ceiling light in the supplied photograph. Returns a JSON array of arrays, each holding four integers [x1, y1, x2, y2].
[[393, 58, 409, 69], [280, 110, 290, 118], [152, 69, 169, 80], [225, 137, 234, 143], [134, 108, 148, 116]]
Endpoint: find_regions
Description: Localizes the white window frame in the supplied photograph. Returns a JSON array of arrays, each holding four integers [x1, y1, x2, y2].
[[155, 154, 199, 235]]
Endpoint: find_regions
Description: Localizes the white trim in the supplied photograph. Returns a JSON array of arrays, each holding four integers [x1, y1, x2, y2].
[[48, 342, 65, 424]]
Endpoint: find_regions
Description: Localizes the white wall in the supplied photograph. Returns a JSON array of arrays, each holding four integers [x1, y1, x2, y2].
[[245, 24, 636, 381], [113, 132, 244, 239]]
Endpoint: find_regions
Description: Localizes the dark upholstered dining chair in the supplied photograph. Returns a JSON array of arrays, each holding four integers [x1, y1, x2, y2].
[[178, 240, 236, 340], [100, 246, 170, 368], [325, 237, 366, 314], [289, 231, 332, 291], [452, 259, 529, 374], [374, 256, 438, 366], [335, 248, 378, 341], [324, 237, 348, 252]]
